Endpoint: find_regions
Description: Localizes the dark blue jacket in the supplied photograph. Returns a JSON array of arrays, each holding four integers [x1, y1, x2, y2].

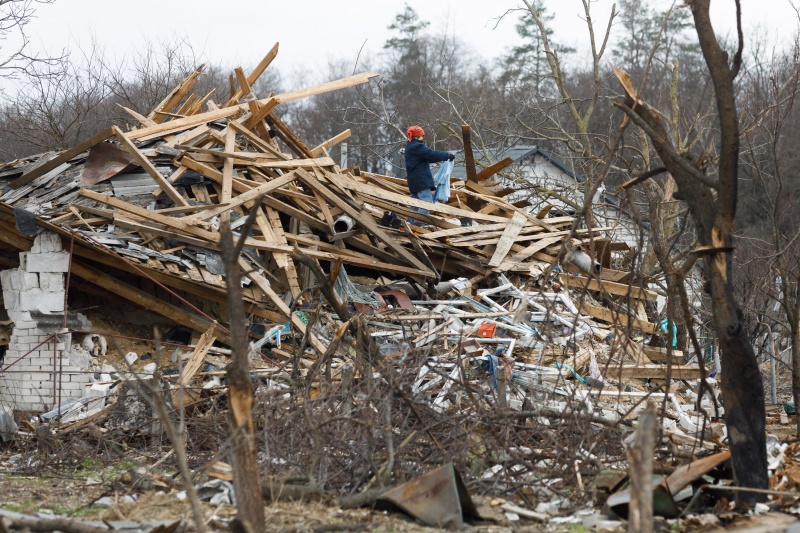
[[404, 139, 452, 194]]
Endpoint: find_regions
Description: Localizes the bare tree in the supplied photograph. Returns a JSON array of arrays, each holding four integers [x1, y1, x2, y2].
[[0, 0, 64, 79], [613, 0, 768, 503]]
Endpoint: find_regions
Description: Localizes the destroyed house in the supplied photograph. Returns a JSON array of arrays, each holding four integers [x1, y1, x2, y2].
[[449, 145, 643, 251], [0, 49, 650, 423]]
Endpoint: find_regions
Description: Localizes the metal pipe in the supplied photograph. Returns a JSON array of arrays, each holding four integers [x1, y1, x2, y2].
[[333, 214, 355, 234]]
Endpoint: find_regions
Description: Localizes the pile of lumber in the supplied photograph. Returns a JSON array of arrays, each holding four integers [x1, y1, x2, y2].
[[0, 43, 625, 347]]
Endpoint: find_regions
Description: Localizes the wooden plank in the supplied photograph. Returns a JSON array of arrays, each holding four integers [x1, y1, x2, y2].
[[224, 43, 280, 107], [641, 346, 686, 363], [112, 127, 190, 207], [579, 302, 660, 334], [241, 259, 327, 355], [220, 127, 236, 225], [310, 129, 351, 156], [11, 128, 114, 188], [267, 112, 315, 158], [297, 169, 432, 275], [177, 324, 218, 387], [234, 67, 253, 99], [109, 206, 432, 279], [252, 157, 334, 169], [182, 175, 298, 225], [476, 157, 513, 181], [497, 235, 563, 270], [81, 189, 217, 242], [0, 205, 281, 324], [461, 124, 477, 182], [148, 65, 203, 122], [559, 274, 658, 301], [488, 212, 527, 267], [118, 105, 157, 127], [243, 98, 280, 131], [328, 173, 509, 223], [459, 187, 559, 232], [421, 223, 507, 240], [126, 71, 377, 141], [617, 365, 703, 380], [263, 206, 301, 298], [276, 71, 377, 104], [70, 260, 229, 343]]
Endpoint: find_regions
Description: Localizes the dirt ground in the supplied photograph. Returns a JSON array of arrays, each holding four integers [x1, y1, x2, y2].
[[0, 458, 565, 532]]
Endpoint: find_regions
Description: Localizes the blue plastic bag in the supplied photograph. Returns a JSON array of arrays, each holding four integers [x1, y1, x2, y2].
[[433, 160, 453, 203]]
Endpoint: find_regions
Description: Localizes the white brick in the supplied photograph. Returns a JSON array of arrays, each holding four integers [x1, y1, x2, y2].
[[3, 290, 18, 311], [8, 311, 32, 323], [28, 357, 55, 367], [39, 272, 64, 291], [31, 232, 62, 254], [59, 382, 85, 391], [0, 269, 22, 291], [0, 269, 12, 291], [22, 272, 38, 290], [25, 252, 69, 273], [18, 289, 65, 313]]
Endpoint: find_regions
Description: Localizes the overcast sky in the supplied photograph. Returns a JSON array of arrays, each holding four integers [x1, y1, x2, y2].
[[20, 1, 800, 84]]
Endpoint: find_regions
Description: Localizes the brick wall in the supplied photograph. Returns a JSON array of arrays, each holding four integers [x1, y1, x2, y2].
[[0, 232, 92, 412]]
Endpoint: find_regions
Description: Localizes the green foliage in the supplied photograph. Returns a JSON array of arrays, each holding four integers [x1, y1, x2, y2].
[[613, 0, 700, 72], [383, 3, 430, 64], [501, 2, 574, 94]]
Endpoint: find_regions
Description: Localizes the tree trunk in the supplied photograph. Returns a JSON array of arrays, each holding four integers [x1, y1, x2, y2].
[[221, 222, 266, 532], [791, 319, 800, 436], [612, 0, 769, 505], [707, 251, 767, 496]]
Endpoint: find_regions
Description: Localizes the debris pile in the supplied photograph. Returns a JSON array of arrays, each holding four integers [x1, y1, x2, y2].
[[0, 44, 795, 531]]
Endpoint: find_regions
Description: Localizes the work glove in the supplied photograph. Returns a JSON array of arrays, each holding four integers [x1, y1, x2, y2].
[[447, 154, 455, 161]]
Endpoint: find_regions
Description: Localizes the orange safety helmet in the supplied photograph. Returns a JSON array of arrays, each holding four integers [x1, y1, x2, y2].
[[406, 125, 425, 142]]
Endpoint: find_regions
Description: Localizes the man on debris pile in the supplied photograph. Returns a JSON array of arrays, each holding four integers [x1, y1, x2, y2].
[[404, 125, 454, 224]]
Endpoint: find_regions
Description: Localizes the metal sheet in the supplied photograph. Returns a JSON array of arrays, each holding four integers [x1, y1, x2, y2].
[[376, 463, 479, 529], [79, 141, 137, 186]]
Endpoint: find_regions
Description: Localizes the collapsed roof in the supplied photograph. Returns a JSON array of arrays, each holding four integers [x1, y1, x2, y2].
[[0, 45, 620, 349]]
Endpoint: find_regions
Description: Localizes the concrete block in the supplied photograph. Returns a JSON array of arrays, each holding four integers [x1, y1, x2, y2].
[[39, 273, 64, 291], [18, 289, 65, 313], [25, 252, 69, 273], [0, 269, 13, 291], [28, 357, 55, 367], [0, 269, 23, 291], [22, 272, 38, 290], [18, 252, 27, 270], [32, 232, 62, 254], [8, 311, 32, 323], [3, 290, 18, 311]]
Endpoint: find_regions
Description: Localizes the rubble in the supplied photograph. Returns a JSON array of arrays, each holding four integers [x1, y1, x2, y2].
[[0, 43, 796, 532]]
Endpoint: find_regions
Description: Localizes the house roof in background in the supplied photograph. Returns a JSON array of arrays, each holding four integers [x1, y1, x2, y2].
[[448, 145, 583, 182]]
